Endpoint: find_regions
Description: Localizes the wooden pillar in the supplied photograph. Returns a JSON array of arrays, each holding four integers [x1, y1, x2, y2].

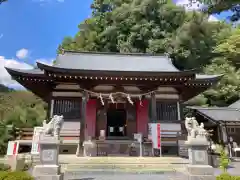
[[177, 101, 181, 120], [217, 125, 223, 144], [151, 93, 157, 123], [76, 91, 87, 157], [46, 92, 53, 120]]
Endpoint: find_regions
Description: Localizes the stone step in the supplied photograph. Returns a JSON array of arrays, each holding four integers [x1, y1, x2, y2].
[[64, 163, 185, 171], [58, 156, 188, 165]]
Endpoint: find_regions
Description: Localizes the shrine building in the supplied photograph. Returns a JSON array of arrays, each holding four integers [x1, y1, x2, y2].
[[5, 51, 221, 156]]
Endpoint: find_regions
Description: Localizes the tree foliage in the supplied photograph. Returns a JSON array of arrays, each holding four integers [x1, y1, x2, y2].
[[0, 88, 47, 154], [0, 91, 47, 128], [58, 0, 229, 70], [58, 0, 240, 107]]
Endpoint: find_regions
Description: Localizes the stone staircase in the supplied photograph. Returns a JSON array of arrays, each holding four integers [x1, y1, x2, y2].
[[62, 156, 188, 173]]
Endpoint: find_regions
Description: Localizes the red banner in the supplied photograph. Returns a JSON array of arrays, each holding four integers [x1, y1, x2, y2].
[[157, 123, 161, 148]]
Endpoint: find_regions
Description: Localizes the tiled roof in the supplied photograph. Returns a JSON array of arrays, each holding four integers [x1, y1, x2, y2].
[[188, 106, 240, 122], [54, 51, 180, 72], [228, 100, 240, 109]]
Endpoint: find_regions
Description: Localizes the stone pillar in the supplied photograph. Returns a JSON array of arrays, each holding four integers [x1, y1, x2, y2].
[[32, 135, 62, 180], [185, 138, 214, 180]]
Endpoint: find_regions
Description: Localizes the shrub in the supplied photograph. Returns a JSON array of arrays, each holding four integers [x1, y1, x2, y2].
[[219, 146, 230, 172], [0, 171, 33, 180], [23, 161, 32, 171], [0, 171, 8, 180], [0, 164, 10, 171], [216, 173, 240, 180]]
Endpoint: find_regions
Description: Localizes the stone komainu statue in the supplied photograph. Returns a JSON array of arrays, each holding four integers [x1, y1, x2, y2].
[[42, 115, 64, 137], [185, 116, 207, 139]]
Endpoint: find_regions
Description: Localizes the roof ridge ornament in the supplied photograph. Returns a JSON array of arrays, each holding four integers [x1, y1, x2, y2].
[[164, 52, 169, 57], [60, 48, 65, 55]]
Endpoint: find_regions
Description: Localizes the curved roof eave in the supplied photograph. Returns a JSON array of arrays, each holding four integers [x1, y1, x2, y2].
[[36, 62, 196, 77], [5, 67, 45, 77], [188, 74, 223, 83]]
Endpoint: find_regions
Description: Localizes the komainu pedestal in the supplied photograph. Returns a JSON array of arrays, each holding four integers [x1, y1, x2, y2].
[[185, 139, 215, 180], [32, 115, 64, 180], [185, 117, 215, 180], [33, 136, 62, 180]]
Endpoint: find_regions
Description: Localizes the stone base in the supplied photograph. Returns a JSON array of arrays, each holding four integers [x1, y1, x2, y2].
[[186, 164, 215, 180], [33, 165, 61, 178], [34, 175, 62, 180], [6, 154, 25, 171]]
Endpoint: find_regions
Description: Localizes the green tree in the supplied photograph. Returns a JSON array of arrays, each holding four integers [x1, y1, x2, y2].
[[167, 12, 231, 70], [203, 58, 240, 106], [59, 0, 229, 70], [0, 91, 46, 127], [213, 28, 240, 66]]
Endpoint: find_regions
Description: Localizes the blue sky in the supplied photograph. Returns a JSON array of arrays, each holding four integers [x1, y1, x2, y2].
[[0, 0, 92, 61], [0, 0, 232, 88]]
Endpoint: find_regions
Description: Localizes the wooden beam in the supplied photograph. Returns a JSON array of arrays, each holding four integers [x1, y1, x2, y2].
[[54, 78, 187, 86]]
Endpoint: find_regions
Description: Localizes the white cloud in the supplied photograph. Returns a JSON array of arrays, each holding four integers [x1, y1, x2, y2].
[[1, 48, 54, 89], [175, 0, 203, 10], [0, 55, 55, 89], [0, 34, 3, 39], [208, 15, 219, 22], [0, 56, 33, 88], [16, 48, 29, 59]]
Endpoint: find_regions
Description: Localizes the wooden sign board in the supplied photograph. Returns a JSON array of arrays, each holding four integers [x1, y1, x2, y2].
[[134, 133, 142, 142], [148, 123, 161, 149]]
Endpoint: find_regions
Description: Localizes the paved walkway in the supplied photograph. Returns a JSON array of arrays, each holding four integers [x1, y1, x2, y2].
[[63, 171, 187, 180]]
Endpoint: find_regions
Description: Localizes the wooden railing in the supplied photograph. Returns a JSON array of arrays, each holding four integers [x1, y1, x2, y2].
[[20, 128, 80, 140], [20, 128, 183, 142]]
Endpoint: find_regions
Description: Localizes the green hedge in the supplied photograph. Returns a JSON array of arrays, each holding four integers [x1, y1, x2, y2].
[[0, 171, 33, 180], [217, 173, 240, 180], [0, 164, 10, 171]]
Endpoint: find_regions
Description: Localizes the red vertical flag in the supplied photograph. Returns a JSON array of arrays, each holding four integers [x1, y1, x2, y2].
[[13, 142, 18, 155], [157, 123, 161, 148]]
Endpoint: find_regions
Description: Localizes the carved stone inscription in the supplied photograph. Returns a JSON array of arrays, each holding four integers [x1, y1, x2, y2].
[[194, 150, 205, 162], [42, 149, 55, 162]]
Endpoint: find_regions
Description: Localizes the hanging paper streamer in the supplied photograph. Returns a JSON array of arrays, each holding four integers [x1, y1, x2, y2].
[[78, 87, 156, 105], [139, 95, 143, 106], [99, 93, 104, 106], [109, 93, 115, 103], [127, 94, 134, 105]]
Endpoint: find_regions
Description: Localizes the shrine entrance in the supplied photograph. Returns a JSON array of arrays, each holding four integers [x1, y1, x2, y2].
[[106, 103, 127, 137]]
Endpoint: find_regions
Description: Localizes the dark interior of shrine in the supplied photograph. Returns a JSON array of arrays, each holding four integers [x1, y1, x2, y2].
[[107, 109, 127, 137]]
